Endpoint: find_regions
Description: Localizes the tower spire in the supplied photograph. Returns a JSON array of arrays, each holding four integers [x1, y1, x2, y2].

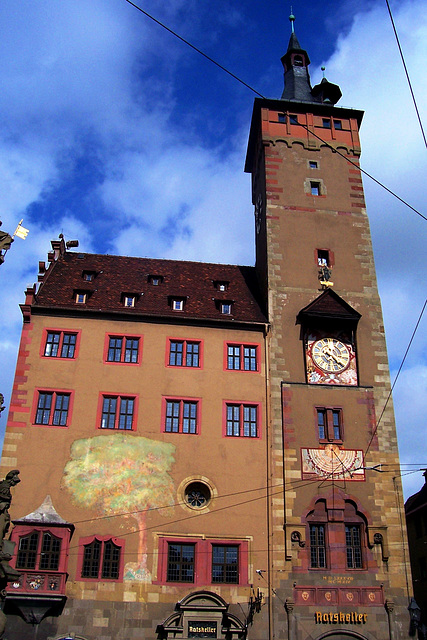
[[280, 13, 342, 105]]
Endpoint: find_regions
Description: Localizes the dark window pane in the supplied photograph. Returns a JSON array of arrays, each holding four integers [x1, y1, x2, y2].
[[169, 341, 183, 366], [52, 394, 70, 426], [39, 532, 61, 570], [82, 539, 101, 578], [310, 524, 326, 568], [61, 333, 76, 358], [186, 342, 199, 367], [317, 410, 326, 439], [226, 404, 240, 436], [102, 540, 120, 579], [101, 397, 117, 429], [212, 545, 238, 583], [243, 346, 257, 371], [182, 402, 197, 434], [108, 337, 123, 362], [124, 338, 139, 363], [165, 401, 180, 432], [227, 345, 240, 370], [167, 543, 194, 582], [44, 332, 60, 357], [36, 393, 53, 425], [118, 398, 134, 430], [16, 532, 39, 569]]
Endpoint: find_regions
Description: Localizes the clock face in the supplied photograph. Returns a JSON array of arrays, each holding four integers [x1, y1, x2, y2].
[[311, 338, 350, 373]]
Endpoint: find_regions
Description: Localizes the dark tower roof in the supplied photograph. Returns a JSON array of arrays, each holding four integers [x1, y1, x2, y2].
[[280, 14, 342, 105]]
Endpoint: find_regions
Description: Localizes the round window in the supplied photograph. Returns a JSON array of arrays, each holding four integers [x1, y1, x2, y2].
[[185, 482, 211, 509]]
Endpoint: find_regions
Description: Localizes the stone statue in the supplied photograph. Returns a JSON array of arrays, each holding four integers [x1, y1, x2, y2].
[[0, 470, 20, 557], [0, 230, 13, 253]]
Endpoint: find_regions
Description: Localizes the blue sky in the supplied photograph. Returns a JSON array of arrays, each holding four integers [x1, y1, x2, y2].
[[0, 0, 426, 498]]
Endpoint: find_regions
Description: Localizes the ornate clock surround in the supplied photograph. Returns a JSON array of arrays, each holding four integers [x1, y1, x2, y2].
[[297, 289, 361, 386]]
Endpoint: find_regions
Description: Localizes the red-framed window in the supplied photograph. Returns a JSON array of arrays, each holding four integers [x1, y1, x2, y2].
[[224, 342, 259, 372], [162, 397, 201, 435], [41, 328, 81, 360], [316, 407, 343, 443], [32, 389, 74, 428], [103, 334, 143, 365], [9, 524, 72, 595], [97, 394, 138, 431], [166, 339, 202, 368], [76, 536, 125, 582], [223, 402, 260, 438], [156, 538, 248, 586]]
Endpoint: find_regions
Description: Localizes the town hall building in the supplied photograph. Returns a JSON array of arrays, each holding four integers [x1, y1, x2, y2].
[[1, 18, 412, 640]]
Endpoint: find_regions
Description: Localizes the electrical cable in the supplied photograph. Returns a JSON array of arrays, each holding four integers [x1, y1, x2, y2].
[[365, 297, 427, 457], [123, 0, 426, 222], [385, 0, 427, 149]]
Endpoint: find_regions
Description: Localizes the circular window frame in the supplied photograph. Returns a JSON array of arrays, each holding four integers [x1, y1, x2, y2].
[[178, 476, 217, 513]]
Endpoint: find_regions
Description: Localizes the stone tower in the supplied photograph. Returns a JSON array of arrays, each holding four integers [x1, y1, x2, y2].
[[245, 15, 412, 640]]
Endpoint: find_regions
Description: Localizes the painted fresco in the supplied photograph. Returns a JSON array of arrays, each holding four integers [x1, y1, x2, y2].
[[61, 434, 176, 581], [301, 444, 365, 481]]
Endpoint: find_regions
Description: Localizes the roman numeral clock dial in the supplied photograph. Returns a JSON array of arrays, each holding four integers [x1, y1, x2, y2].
[[311, 338, 350, 373], [306, 334, 358, 386]]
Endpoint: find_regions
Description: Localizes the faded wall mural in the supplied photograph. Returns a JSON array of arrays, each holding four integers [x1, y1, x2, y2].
[[61, 434, 176, 581]]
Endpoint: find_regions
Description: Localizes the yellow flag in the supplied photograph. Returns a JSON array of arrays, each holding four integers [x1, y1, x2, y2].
[[14, 221, 29, 240]]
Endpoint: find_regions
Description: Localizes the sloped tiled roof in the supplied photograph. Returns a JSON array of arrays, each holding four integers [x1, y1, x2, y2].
[[34, 252, 267, 325], [297, 289, 361, 323]]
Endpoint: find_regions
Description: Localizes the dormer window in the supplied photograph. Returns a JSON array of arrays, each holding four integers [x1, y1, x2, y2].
[[221, 302, 232, 315], [82, 271, 95, 282], [214, 281, 229, 292], [75, 292, 87, 304], [123, 295, 136, 308], [172, 299, 184, 311], [149, 275, 163, 286]]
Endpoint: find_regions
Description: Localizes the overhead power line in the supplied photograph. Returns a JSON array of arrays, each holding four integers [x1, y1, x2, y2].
[[365, 297, 427, 457], [123, 0, 426, 222], [385, 0, 427, 149]]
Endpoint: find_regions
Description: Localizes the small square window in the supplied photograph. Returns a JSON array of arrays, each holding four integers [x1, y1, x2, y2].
[[309, 161, 318, 169], [75, 292, 87, 304], [317, 250, 329, 267], [322, 118, 331, 129], [221, 303, 232, 315], [333, 120, 342, 130], [278, 113, 286, 123], [172, 299, 184, 311], [290, 115, 298, 125], [310, 182, 321, 196], [149, 275, 163, 286], [124, 296, 135, 308], [317, 407, 343, 442]]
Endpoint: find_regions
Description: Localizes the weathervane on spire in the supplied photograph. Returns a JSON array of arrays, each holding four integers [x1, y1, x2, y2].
[[289, 8, 295, 33]]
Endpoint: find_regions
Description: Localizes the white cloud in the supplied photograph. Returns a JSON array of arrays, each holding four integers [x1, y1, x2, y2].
[[0, 0, 425, 500]]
